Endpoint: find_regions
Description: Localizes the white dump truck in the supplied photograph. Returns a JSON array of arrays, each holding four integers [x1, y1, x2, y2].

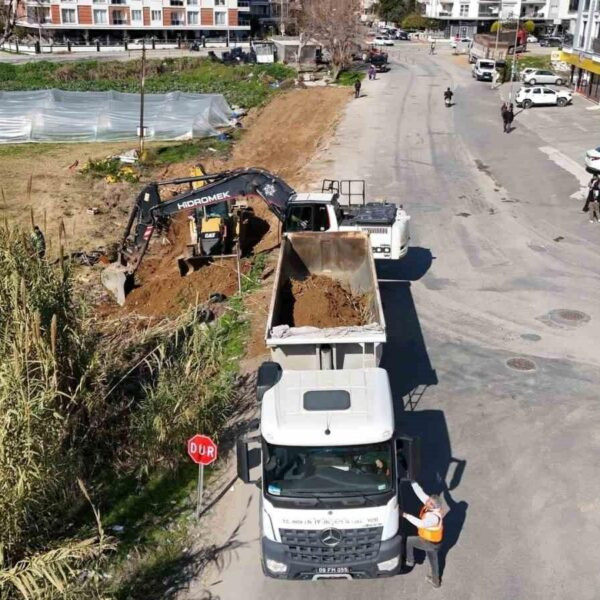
[[237, 232, 422, 580]]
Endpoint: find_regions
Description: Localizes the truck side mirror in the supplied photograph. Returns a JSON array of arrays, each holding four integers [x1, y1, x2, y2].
[[396, 435, 421, 482], [256, 361, 282, 403], [237, 435, 262, 484]]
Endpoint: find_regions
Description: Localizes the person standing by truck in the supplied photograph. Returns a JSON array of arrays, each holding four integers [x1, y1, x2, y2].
[[402, 480, 444, 588]]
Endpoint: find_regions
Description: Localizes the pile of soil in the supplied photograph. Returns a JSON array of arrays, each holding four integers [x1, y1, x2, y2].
[[281, 274, 369, 328]]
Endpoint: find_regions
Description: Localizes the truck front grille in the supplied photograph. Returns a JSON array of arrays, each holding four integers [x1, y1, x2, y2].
[[279, 527, 383, 565]]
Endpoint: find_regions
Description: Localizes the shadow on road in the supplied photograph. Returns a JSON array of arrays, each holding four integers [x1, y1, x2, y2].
[[377, 246, 434, 282], [400, 410, 468, 579], [377, 251, 467, 578], [378, 255, 437, 409]]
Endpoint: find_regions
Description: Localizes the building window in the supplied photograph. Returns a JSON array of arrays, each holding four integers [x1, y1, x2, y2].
[[171, 10, 185, 24], [215, 10, 226, 24], [188, 0, 198, 4], [111, 9, 126, 24], [459, 3, 469, 16], [170, 0, 184, 5], [568, 0, 579, 10], [92, 0, 106, 3], [27, 6, 51, 22], [93, 9, 107, 22], [187, 10, 198, 23], [151, 9, 161, 20], [61, 8, 76, 22], [131, 9, 142, 21], [215, 0, 225, 5]]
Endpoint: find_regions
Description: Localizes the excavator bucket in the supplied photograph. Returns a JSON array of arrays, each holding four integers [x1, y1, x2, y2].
[[101, 263, 132, 306]]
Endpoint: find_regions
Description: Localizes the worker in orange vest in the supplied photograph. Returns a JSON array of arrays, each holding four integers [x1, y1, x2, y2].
[[401, 481, 444, 588]]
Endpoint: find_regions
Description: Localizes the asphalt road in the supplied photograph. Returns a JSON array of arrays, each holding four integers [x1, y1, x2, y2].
[[191, 44, 600, 600]]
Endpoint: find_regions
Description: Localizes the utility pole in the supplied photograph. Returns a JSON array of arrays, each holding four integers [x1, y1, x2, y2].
[[509, 14, 520, 103], [138, 40, 146, 157]]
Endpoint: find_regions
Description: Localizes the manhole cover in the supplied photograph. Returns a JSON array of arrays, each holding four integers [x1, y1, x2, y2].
[[506, 357, 536, 371], [552, 309, 589, 323]]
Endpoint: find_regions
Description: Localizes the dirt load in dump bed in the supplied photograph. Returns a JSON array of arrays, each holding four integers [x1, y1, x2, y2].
[[282, 274, 369, 328]]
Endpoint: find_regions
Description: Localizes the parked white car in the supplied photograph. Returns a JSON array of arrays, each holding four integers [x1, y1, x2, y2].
[[527, 35, 538, 43], [515, 86, 573, 108], [523, 69, 566, 86], [520, 68, 537, 81], [585, 146, 600, 171], [372, 36, 394, 47]]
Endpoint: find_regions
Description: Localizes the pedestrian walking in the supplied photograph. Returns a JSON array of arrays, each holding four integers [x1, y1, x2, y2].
[[31, 225, 46, 258], [368, 64, 376, 80], [589, 182, 600, 223], [583, 173, 599, 212], [505, 103, 514, 133], [429, 41, 436, 55], [354, 79, 362, 99], [501, 105, 510, 133], [402, 480, 444, 588]]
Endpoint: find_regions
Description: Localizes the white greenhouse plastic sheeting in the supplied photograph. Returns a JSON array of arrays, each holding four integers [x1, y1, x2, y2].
[[0, 89, 235, 143]]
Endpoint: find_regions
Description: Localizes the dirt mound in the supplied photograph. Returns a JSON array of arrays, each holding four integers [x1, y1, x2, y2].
[[282, 275, 369, 328]]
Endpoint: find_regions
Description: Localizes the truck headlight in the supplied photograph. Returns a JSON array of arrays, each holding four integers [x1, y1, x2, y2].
[[266, 558, 288, 574], [377, 556, 399, 572]]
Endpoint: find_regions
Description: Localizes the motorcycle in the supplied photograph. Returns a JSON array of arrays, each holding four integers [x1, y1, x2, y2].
[[444, 96, 452, 107]]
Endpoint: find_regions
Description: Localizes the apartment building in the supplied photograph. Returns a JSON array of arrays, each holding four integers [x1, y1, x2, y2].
[[561, 0, 600, 101], [17, 0, 250, 41], [418, 0, 577, 37]]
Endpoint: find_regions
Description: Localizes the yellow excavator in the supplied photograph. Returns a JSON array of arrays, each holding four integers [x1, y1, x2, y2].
[[101, 167, 295, 305]]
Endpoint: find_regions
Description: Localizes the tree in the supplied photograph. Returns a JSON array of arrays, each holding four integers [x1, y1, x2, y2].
[[300, 0, 362, 80], [0, 0, 20, 45], [523, 20, 535, 34], [401, 12, 429, 30], [374, 0, 407, 24], [491, 21, 502, 33]]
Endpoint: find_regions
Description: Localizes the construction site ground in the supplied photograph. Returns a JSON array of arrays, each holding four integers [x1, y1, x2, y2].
[[1, 87, 351, 358]]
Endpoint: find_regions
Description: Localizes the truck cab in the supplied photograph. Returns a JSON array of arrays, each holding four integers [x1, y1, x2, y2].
[[237, 366, 420, 580], [283, 181, 410, 260], [472, 58, 496, 81]]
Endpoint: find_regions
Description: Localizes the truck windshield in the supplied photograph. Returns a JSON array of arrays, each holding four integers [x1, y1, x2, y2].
[[264, 442, 393, 497]]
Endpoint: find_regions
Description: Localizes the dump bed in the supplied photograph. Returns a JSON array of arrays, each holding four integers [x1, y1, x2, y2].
[[266, 231, 386, 370]]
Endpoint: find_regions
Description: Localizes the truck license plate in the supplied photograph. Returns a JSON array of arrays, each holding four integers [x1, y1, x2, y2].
[[316, 567, 349, 575]]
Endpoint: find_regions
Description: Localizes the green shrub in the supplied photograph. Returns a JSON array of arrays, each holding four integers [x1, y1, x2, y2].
[[0, 58, 297, 109]]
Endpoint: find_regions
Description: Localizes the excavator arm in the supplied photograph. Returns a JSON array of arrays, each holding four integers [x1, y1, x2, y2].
[[102, 167, 296, 305]]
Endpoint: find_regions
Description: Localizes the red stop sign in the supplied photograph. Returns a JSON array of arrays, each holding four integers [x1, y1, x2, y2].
[[187, 434, 218, 466]]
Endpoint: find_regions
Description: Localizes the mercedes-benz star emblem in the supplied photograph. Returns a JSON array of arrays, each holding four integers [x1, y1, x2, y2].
[[320, 528, 343, 547]]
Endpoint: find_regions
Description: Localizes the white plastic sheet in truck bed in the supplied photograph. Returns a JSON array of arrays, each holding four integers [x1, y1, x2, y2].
[[0, 90, 234, 143]]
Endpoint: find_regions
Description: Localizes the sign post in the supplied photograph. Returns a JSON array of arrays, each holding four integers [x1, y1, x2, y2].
[[187, 434, 218, 517]]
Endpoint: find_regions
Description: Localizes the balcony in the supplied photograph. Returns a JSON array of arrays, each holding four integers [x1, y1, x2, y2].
[[171, 19, 185, 25], [111, 18, 127, 24], [110, 0, 126, 5]]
